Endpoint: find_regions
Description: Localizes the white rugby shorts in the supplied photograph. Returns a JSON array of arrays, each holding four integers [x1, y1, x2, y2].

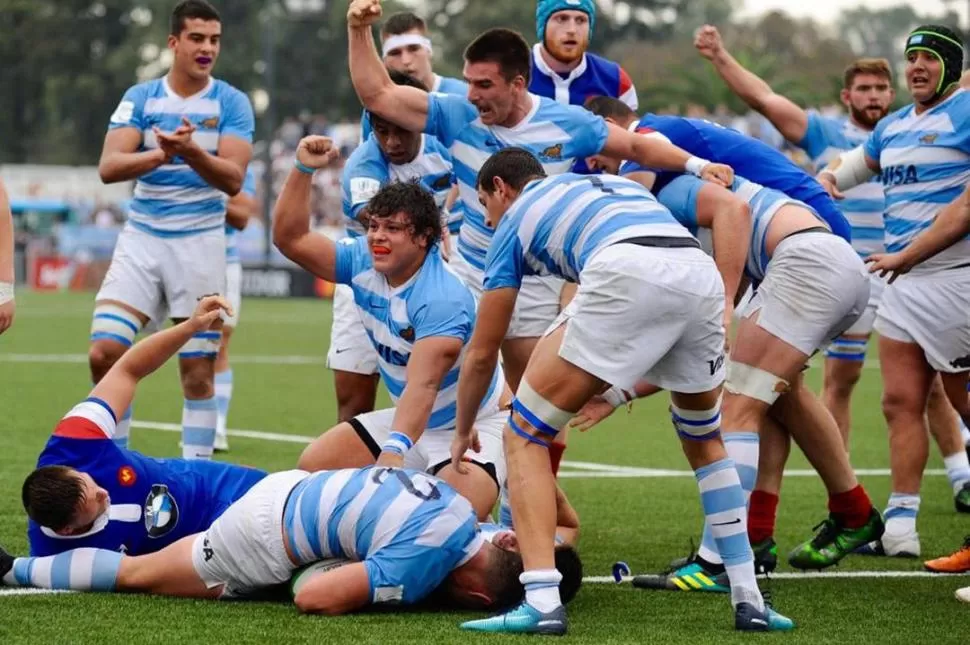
[[327, 284, 380, 375]]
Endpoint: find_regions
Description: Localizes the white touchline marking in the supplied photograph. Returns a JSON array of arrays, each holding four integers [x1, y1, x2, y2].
[[129, 421, 948, 479], [0, 353, 326, 365]]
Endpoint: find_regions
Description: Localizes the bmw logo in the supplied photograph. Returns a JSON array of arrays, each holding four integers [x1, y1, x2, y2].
[[144, 484, 179, 538]]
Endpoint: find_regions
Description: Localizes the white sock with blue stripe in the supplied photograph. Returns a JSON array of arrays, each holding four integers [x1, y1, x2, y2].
[[944, 451, 970, 494], [520, 569, 562, 613], [884, 493, 919, 536], [182, 397, 217, 460], [697, 432, 759, 564], [3, 548, 123, 591], [695, 459, 763, 611], [824, 336, 867, 362], [215, 369, 233, 444]]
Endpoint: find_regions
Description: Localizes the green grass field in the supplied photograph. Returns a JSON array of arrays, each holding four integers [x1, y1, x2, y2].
[[1, 291, 967, 644]]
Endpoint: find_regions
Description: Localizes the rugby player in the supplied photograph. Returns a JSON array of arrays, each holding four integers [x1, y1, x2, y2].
[[329, 71, 458, 423], [20, 296, 266, 558], [274, 136, 506, 521], [214, 167, 258, 452], [695, 26, 970, 501], [584, 97, 885, 574], [347, 0, 733, 394], [452, 149, 792, 634], [2, 464, 582, 615], [92, 0, 254, 459], [818, 25, 970, 557]]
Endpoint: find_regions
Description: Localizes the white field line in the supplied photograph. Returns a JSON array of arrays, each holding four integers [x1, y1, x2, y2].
[[130, 421, 947, 479], [2, 570, 963, 598], [0, 354, 880, 369]]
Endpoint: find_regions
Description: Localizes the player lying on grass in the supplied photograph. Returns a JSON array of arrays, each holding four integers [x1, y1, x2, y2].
[[275, 136, 509, 521], [3, 466, 582, 615], [19, 295, 266, 558]]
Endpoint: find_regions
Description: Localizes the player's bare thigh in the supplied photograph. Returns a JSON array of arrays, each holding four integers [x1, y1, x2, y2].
[[117, 534, 222, 599], [298, 420, 377, 471]]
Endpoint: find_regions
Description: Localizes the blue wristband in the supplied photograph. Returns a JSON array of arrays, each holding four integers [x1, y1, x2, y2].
[[382, 431, 414, 456], [294, 159, 316, 175]]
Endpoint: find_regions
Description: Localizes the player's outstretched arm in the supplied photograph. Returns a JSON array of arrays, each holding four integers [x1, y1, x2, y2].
[[0, 179, 15, 335], [817, 144, 880, 199], [451, 288, 518, 473], [292, 562, 371, 615], [554, 484, 580, 547], [377, 337, 463, 467], [98, 128, 168, 184], [88, 296, 231, 422], [347, 0, 430, 132], [272, 136, 340, 282], [694, 25, 809, 144], [867, 185, 970, 282], [602, 124, 734, 188], [694, 183, 751, 326]]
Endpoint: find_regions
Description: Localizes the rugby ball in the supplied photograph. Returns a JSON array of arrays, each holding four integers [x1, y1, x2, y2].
[[289, 558, 353, 598]]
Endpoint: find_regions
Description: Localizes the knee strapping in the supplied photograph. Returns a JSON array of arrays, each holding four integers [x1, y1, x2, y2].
[[91, 304, 144, 347], [725, 361, 789, 405], [179, 331, 221, 360], [671, 394, 722, 441], [509, 380, 574, 448]]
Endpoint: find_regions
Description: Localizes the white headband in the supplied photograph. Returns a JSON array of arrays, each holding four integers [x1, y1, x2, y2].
[[382, 33, 432, 57]]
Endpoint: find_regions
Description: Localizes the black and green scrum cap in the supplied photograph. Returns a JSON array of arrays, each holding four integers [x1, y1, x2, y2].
[[905, 25, 965, 102]]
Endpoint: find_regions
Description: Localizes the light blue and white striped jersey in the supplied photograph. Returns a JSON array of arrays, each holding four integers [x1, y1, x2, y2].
[[282, 467, 484, 606], [655, 174, 824, 282], [361, 74, 468, 142], [335, 237, 503, 430], [225, 168, 257, 264], [483, 173, 690, 290], [107, 76, 255, 237], [799, 112, 885, 257], [425, 93, 610, 273], [341, 135, 456, 238], [864, 89, 970, 273]]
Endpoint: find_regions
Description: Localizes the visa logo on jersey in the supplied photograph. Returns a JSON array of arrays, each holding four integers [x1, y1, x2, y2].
[[880, 164, 918, 187]]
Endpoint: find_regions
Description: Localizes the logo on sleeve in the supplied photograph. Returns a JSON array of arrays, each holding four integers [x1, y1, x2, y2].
[[351, 177, 382, 204], [144, 484, 180, 538], [110, 100, 135, 125], [117, 466, 137, 487]]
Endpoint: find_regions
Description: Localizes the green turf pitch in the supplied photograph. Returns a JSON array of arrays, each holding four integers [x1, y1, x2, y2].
[[0, 291, 967, 644]]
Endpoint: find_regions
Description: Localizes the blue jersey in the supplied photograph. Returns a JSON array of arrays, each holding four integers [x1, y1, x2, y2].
[[864, 89, 970, 273], [225, 168, 257, 264], [282, 467, 483, 605], [107, 76, 255, 237], [360, 74, 467, 141], [798, 112, 885, 257], [483, 173, 690, 290], [656, 174, 822, 282], [334, 238, 502, 430], [620, 115, 851, 242], [425, 93, 609, 274], [28, 399, 266, 557], [341, 135, 455, 238]]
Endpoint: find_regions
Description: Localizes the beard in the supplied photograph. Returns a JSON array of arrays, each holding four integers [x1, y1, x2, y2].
[[544, 35, 587, 65], [850, 104, 889, 129]]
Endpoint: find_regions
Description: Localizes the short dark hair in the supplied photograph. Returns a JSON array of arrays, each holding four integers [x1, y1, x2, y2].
[[464, 28, 532, 84], [484, 546, 525, 610], [22, 466, 85, 532], [368, 71, 428, 127], [366, 181, 442, 248], [477, 148, 546, 194], [555, 545, 583, 604], [170, 0, 221, 36], [381, 11, 427, 37], [584, 95, 636, 122], [843, 58, 893, 89]]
